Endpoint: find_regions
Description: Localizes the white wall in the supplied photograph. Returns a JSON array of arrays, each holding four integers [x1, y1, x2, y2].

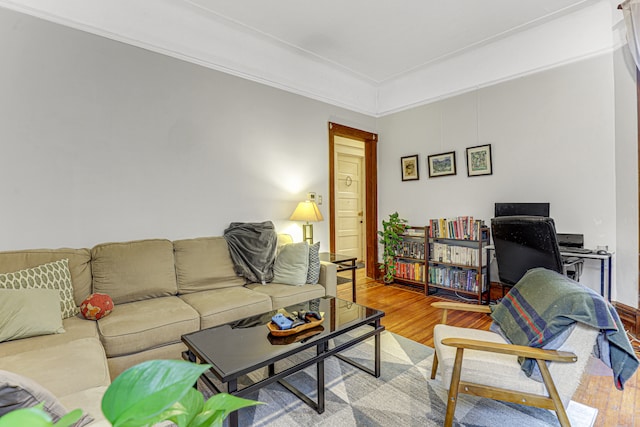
[[0, 8, 375, 251], [377, 52, 639, 308], [1, 7, 637, 309], [614, 45, 639, 308]]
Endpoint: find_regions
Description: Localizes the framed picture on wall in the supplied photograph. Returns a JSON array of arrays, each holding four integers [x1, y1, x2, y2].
[[427, 151, 456, 178], [401, 155, 419, 181], [466, 144, 492, 177]]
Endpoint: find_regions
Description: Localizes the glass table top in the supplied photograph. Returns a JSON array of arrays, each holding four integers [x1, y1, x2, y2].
[[182, 296, 383, 381]]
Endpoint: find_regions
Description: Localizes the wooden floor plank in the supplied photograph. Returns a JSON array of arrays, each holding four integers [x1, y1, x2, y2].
[[337, 269, 639, 426]]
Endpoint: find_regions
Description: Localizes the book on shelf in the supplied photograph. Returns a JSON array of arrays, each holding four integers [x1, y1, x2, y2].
[[396, 241, 425, 259], [403, 227, 426, 237], [428, 266, 486, 293], [429, 242, 487, 266], [393, 260, 425, 282], [428, 216, 486, 240]]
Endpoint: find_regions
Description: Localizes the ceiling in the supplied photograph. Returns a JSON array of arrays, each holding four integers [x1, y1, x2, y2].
[[184, 0, 596, 83], [1, 0, 617, 115]]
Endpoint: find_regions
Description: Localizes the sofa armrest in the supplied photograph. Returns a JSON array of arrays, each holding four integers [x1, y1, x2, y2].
[[318, 261, 337, 297]]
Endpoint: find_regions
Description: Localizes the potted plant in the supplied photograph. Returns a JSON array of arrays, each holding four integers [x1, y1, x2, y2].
[[0, 359, 262, 427], [378, 212, 408, 283]]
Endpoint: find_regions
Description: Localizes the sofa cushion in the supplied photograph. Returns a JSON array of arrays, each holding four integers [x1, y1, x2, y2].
[[91, 239, 177, 304], [245, 283, 326, 308], [0, 337, 110, 399], [0, 259, 78, 319], [96, 296, 199, 358], [0, 370, 93, 426], [173, 236, 244, 294], [0, 316, 98, 359], [0, 289, 64, 342], [0, 248, 92, 307], [272, 242, 309, 285], [277, 234, 294, 247], [179, 287, 272, 329], [106, 343, 188, 381], [58, 386, 109, 426]]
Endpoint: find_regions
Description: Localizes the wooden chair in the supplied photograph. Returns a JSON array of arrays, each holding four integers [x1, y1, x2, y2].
[[430, 301, 599, 427]]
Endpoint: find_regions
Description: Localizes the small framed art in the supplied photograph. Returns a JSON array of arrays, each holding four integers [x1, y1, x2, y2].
[[466, 144, 492, 177], [401, 155, 419, 181], [427, 151, 456, 178]]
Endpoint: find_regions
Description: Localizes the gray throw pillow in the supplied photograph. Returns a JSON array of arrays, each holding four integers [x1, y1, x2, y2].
[[273, 242, 309, 285], [0, 370, 93, 426], [306, 242, 321, 284]]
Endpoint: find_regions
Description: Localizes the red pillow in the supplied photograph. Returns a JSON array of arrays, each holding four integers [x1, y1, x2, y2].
[[80, 293, 114, 320]]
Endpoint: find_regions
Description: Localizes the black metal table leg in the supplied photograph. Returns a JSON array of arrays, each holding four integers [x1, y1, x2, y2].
[[317, 342, 326, 413], [227, 379, 238, 427], [374, 319, 381, 377]]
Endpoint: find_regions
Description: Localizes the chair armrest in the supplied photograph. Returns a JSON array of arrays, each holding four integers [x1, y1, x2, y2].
[[441, 337, 577, 363], [431, 301, 491, 324], [561, 257, 584, 267]]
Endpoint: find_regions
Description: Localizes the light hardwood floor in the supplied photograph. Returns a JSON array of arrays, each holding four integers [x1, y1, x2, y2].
[[336, 269, 640, 427]]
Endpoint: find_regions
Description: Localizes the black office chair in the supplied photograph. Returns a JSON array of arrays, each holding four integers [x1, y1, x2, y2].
[[491, 216, 583, 290]]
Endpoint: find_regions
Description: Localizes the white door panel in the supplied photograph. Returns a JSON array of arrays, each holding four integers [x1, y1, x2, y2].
[[334, 142, 364, 261]]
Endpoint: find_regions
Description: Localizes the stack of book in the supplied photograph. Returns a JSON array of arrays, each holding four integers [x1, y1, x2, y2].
[[396, 241, 425, 259], [430, 242, 485, 266], [393, 260, 425, 282], [428, 266, 486, 292], [428, 217, 485, 240]]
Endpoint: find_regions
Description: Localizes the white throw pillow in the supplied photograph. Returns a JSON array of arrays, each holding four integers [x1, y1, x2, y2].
[[273, 242, 309, 285]]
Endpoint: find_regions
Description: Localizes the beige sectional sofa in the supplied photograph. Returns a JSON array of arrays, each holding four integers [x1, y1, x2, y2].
[[0, 234, 337, 425]]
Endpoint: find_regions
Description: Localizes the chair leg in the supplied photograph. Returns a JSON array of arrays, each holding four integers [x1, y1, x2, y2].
[[536, 359, 571, 427], [444, 348, 464, 427], [430, 352, 439, 379]]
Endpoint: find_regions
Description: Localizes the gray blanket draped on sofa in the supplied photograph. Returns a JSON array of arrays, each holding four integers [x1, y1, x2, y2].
[[223, 221, 278, 284]]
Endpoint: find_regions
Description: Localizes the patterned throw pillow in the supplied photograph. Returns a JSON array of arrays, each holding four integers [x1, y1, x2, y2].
[[80, 293, 114, 320], [306, 242, 321, 284], [0, 259, 78, 319]]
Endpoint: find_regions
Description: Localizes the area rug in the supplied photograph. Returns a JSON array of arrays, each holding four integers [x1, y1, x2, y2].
[[210, 329, 597, 426]]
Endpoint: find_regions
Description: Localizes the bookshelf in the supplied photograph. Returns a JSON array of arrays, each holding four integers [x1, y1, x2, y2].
[[392, 225, 428, 292], [427, 217, 490, 304]]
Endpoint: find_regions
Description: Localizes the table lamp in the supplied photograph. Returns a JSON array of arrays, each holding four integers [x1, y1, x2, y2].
[[289, 200, 324, 244]]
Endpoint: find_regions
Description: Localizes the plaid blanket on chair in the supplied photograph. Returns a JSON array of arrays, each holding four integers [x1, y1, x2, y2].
[[491, 268, 639, 390]]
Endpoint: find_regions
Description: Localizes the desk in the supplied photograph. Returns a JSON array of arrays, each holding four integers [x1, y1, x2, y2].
[[319, 253, 357, 302], [485, 245, 614, 301], [560, 250, 614, 301]]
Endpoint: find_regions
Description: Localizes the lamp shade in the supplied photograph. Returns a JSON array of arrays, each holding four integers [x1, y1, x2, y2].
[[289, 201, 324, 222]]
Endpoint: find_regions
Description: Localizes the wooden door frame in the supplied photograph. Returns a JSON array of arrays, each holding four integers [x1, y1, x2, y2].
[[328, 122, 378, 279], [637, 67, 640, 311]]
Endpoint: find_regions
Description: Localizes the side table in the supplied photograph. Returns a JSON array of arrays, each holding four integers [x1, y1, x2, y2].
[[319, 252, 358, 302]]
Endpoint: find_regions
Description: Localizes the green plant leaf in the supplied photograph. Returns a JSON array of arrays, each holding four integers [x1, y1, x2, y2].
[[102, 359, 210, 427], [190, 394, 263, 427], [163, 387, 204, 427], [53, 409, 83, 427], [378, 212, 408, 282], [0, 405, 53, 427]]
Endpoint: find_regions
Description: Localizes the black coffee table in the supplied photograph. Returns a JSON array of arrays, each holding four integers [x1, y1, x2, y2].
[[182, 296, 385, 427]]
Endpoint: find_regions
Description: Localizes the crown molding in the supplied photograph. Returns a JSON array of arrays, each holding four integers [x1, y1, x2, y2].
[[0, 0, 624, 118]]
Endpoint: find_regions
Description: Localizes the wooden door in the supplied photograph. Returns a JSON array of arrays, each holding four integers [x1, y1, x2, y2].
[[335, 141, 365, 260]]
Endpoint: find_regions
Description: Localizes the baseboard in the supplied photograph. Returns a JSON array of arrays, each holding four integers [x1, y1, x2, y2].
[[613, 301, 640, 338]]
